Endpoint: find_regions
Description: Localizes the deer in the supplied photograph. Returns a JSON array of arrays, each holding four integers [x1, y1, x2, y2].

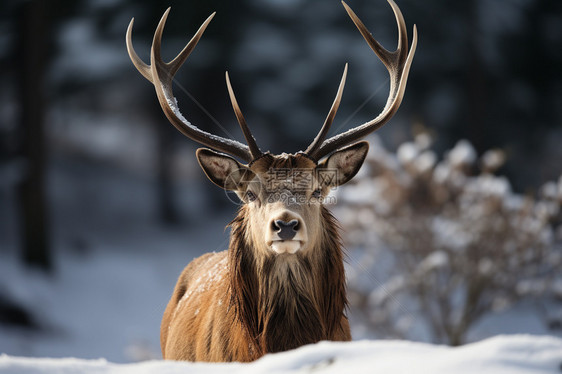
[[126, 0, 416, 362]]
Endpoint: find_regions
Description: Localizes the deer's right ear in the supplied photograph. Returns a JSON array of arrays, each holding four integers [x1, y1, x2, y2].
[[196, 148, 250, 191]]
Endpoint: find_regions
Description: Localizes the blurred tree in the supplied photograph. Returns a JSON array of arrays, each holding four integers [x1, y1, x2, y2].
[[407, 0, 562, 189], [14, 0, 52, 271], [339, 134, 562, 345]]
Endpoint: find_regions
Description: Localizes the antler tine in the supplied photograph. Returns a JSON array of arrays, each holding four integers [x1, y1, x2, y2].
[[126, 9, 254, 163], [305, 64, 348, 159], [126, 18, 153, 83], [312, 0, 417, 160], [225, 72, 263, 160]]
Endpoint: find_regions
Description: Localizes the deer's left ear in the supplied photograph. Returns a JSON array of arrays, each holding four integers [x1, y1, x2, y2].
[[196, 148, 251, 191], [318, 141, 369, 187]]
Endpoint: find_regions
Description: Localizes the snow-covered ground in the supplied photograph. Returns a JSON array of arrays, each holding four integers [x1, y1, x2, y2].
[[1, 335, 561, 374], [0, 158, 228, 362], [1, 158, 561, 371]]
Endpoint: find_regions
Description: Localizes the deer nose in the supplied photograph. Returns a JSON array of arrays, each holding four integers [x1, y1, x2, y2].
[[273, 219, 299, 241]]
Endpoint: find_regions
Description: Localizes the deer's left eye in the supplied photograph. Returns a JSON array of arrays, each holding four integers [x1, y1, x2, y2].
[[311, 188, 322, 199], [246, 191, 257, 202]]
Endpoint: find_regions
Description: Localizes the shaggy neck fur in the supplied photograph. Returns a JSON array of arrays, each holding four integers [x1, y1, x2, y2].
[[228, 205, 347, 356]]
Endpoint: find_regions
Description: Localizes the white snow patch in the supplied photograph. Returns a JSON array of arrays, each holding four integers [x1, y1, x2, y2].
[[0, 335, 560, 374], [418, 251, 449, 272], [163, 96, 248, 150], [166, 97, 191, 126], [447, 140, 477, 167], [397, 142, 418, 165], [482, 149, 506, 171], [414, 150, 437, 174]]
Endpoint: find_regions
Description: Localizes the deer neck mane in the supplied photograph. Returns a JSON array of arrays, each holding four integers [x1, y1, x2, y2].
[[228, 205, 347, 355]]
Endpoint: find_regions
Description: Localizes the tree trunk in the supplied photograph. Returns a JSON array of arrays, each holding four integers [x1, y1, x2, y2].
[[154, 103, 181, 225], [15, 0, 52, 271]]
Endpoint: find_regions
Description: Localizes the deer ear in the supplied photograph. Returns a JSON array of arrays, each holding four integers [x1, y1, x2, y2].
[[318, 141, 369, 187], [196, 148, 250, 191]]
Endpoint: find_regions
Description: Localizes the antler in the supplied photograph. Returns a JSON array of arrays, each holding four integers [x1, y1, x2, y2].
[[304, 63, 348, 158], [126, 9, 261, 163], [307, 0, 417, 161]]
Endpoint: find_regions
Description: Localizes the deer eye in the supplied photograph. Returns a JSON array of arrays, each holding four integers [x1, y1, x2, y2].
[[311, 188, 322, 199], [246, 190, 257, 202]]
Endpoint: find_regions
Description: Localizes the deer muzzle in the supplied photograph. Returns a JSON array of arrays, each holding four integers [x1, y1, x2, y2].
[[267, 212, 307, 254]]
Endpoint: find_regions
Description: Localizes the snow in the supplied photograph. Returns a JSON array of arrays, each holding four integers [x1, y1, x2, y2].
[[164, 96, 249, 152], [481, 149, 506, 171], [0, 335, 561, 373], [175, 255, 227, 311], [397, 142, 418, 164], [166, 97, 192, 126], [447, 140, 477, 167], [413, 150, 437, 174], [417, 251, 448, 272]]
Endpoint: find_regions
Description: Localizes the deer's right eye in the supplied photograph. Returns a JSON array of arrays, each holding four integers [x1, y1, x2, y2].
[[311, 188, 322, 199], [246, 191, 257, 202]]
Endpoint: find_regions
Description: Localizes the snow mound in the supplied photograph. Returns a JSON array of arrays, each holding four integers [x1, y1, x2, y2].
[[1, 335, 561, 374]]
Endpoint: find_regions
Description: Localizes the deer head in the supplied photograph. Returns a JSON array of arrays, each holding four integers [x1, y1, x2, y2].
[[126, 0, 417, 258]]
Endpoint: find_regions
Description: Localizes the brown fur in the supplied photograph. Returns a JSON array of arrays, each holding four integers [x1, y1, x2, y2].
[[161, 154, 352, 362]]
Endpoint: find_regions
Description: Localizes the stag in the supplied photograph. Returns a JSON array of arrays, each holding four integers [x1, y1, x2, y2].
[[126, 0, 416, 362]]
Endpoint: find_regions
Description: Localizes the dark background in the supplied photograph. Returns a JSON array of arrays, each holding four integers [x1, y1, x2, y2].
[[0, 0, 561, 360]]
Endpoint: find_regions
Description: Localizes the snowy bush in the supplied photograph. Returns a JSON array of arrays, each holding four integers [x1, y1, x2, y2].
[[337, 134, 562, 346]]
